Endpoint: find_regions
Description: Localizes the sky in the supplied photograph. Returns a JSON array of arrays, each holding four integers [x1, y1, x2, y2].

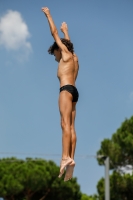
[[0, 0, 133, 196]]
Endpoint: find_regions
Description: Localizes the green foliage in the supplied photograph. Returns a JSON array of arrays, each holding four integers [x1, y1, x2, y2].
[[96, 116, 133, 199], [0, 157, 81, 200], [97, 116, 133, 169], [81, 193, 98, 200], [97, 171, 133, 200]]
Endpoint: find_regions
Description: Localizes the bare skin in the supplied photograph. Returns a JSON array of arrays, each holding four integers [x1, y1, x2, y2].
[[61, 22, 79, 181], [42, 8, 79, 179]]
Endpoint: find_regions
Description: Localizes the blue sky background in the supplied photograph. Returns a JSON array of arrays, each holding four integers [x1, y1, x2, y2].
[[0, 0, 133, 196]]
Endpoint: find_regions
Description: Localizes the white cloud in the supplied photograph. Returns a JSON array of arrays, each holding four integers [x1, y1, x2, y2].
[[0, 10, 32, 53], [119, 165, 133, 175]]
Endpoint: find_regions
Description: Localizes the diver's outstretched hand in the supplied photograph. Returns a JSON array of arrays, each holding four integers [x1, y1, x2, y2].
[[42, 7, 50, 17], [60, 22, 68, 33]]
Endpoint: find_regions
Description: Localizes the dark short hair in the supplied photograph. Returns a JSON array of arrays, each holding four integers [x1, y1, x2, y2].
[[48, 38, 74, 55]]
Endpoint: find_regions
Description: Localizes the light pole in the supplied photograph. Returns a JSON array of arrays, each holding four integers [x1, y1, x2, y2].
[[102, 156, 110, 200]]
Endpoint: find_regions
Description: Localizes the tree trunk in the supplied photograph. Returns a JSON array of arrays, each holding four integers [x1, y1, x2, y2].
[[40, 189, 50, 200]]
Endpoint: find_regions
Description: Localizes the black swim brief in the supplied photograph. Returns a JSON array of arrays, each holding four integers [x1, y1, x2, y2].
[[60, 85, 79, 102]]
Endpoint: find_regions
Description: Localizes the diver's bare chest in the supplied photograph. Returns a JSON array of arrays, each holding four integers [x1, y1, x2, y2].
[[57, 63, 71, 76], [57, 58, 74, 78], [57, 64, 65, 78]]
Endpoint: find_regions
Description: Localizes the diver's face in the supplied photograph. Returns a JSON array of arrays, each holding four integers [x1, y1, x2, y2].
[[53, 49, 61, 62]]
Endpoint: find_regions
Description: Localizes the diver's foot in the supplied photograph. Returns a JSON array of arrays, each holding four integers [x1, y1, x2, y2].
[[58, 157, 73, 178], [64, 159, 75, 181]]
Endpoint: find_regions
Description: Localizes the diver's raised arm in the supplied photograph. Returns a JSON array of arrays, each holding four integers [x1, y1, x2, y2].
[[42, 7, 68, 53], [60, 22, 70, 41]]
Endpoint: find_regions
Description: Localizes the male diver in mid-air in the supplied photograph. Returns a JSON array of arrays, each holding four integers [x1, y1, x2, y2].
[[42, 7, 79, 181]]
